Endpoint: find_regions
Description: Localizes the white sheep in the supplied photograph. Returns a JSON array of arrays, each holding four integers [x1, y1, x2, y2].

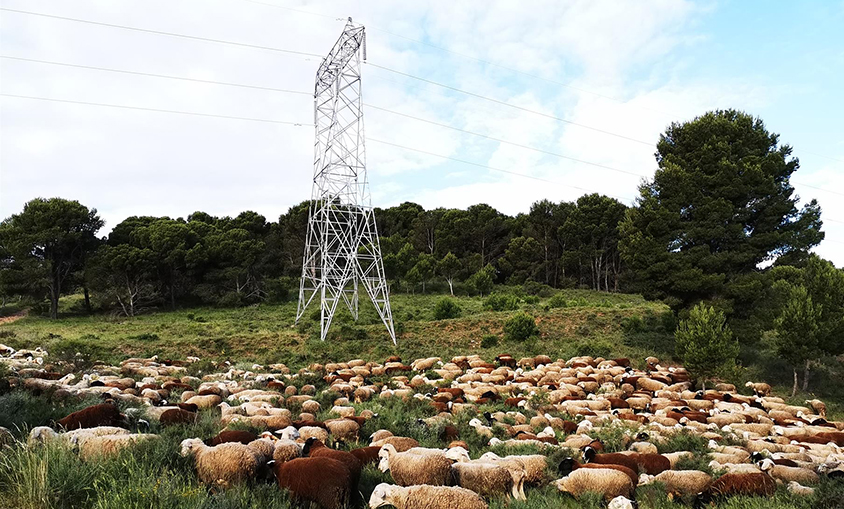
[[72, 432, 158, 460], [369, 483, 487, 509], [378, 444, 452, 486], [555, 468, 634, 501], [180, 438, 262, 487], [759, 458, 819, 484]]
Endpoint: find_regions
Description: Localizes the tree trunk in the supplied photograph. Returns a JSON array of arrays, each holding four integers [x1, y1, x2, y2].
[[49, 272, 60, 319], [447, 278, 454, 296], [792, 368, 799, 397], [83, 285, 92, 313], [802, 359, 811, 392]]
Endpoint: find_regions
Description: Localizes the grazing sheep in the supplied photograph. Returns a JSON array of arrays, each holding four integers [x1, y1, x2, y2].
[[558, 457, 638, 486], [478, 452, 548, 486], [370, 429, 394, 442], [325, 418, 360, 441], [787, 481, 815, 496], [369, 483, 487, 509], [303, 438, 362, 493], [57, 403, 124, 430], [159, 408, 198, 426], [804, 399, 826, 418], [608, 496, 635, 509], [298, 425, 329, 443], [350, 446, 381, 466], [272, 439, 302, 464], [378, 443, 453, 486], [582, 448, 641, 474], [641, 469, 713, 496], [276, 457, 351, 509], [759, 458, 819, 484], [450, 461, 517, 499], [371, 436, 419, 452], [180, 438, 261, 487], [184, 394, 222, 409], [555, 467, 634, 501], [73, 433, 158, 460], [700, 472, 776, 499], [745, 382, 772, 396]]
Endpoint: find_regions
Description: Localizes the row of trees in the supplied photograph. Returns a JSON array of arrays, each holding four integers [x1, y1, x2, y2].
[[0, 194, 632, 316]]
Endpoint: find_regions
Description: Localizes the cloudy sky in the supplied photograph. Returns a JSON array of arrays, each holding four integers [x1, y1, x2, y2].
[[1, 0, 843, 266]]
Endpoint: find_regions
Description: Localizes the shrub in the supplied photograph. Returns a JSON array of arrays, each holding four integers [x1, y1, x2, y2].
[[483, 293, 519, 312], [547, 293, 568, 308], [675, 303, 738, 390], [504, 312, 539, 342], [433, 298, 461, 320], [480, 334, 499, 348], [522, 281, 555, 298]]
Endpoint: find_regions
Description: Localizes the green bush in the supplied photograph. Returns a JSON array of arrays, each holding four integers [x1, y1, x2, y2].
[[675, 303, 738, 389], [481, 334, 499, 348], [504, 312, 539, 342], [522, 281, 555, 298], [483, 294, 519, 311], [547, 293, 568, 308], [433, 298, 461, 320]]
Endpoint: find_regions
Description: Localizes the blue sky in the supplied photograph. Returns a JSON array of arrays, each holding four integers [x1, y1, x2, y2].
[[1, 0, 842, 265]]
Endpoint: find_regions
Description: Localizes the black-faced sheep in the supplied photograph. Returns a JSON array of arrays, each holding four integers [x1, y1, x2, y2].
[[369, 483, 487, 509], [554, 467, 634, 501], [276, 456, 351, 509]]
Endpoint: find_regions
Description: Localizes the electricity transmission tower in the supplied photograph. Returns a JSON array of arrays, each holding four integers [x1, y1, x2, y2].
[[296, 18, 396, 344]]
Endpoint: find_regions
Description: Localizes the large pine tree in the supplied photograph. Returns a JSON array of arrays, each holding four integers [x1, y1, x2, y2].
[[620, 110, 824, 314]]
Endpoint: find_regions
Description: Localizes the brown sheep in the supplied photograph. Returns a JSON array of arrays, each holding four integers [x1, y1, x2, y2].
[[275, 457, 351, 509], [350, 445, 381, 466], [582, 448, 640, 474], [159, 408, 197, 427], [57, 403, 124, 430], [206, 430, 258, 446], [303, 438, 362, 494], [699, 472, 776, 500]]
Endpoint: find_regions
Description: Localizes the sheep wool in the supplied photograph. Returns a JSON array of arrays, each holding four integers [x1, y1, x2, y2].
[[649, 470, 713, 495], [75, 433, 158, 460], [555, 468, 634, 501], [759, 459, 819, 484], [378, 444, 453, 486], [180, 438, 261, 487], [276, 457, 351, 509], [450, 461, 517, 499], [369, 483, 487, 509]]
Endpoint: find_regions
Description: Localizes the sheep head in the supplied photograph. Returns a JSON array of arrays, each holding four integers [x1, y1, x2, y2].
[[179, 438, 203, 457], [445, 446, 470, 463], [368, 483, 394, 509], [377, 444, 396, 472]]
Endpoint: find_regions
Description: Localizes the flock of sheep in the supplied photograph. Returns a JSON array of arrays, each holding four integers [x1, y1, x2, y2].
[[2, 342, 844, 508]]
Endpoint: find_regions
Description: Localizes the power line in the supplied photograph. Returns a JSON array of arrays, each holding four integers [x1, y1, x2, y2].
[[1, 54, 647, 179], [0, 56, 313, 96], [365, 104, 648, 178], [4, 92, 844, 236], [0, 7, 322, 58], [366, 62, 654, 147], [8, 54, 844, 199], [369, 138, 635, 203], [0, 93, 313, 126]]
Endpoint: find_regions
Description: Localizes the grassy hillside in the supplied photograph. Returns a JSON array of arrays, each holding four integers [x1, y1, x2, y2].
[[1, 288, 841, 418]]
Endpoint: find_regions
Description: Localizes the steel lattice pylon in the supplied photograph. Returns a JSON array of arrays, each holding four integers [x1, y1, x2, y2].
[[296, 18, 396, 344]]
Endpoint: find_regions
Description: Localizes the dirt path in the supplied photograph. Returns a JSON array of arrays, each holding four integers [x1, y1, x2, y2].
[[0, 309, 28, 325]]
